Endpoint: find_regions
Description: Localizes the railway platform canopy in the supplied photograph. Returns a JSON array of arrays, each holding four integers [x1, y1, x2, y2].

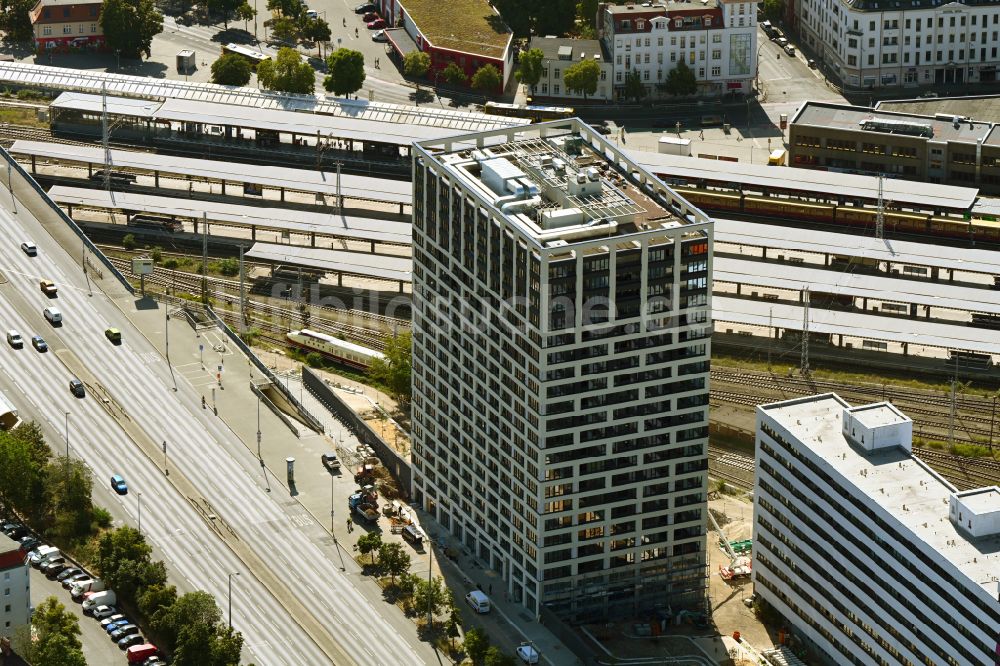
[[714, 218, 1000, 279], [245, 243, 411, 291], [714, 296, 1000, 358], [10, 140, 413, 211], [629, 149, 977, 214], [46, 186, 412, 248], [0, 62, 527, 132], [715, 255, 1000, 317]]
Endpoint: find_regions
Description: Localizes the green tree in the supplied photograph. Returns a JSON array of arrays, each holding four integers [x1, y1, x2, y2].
[[403, 50, 431, 78], [160, 591, 221, 652], [324, 48, 366, 96], [446, 604, 461, 650], [266, 0, 302, 18], [0, 424, 50, 523], [623, 69, 647, 100], [44, 458, 95, 540], [122, 233, 136, 250], [257, 47, 315, 94], [100, 0, 163, 58], [207, 0, 242, 28], [302, 17, 331, 56], [576, 0, 599, 28], [396, 572, 419, 601], [211, 53, 252, 87], [414, 575, 446, 629], [515, 47, 544, 87], [471, 63, 503, 95], [377, 541, 411, 582], [463, 627, 490, 666], [493, 0, 532, 35], [210, 626, 244, 665], [218, 257, 240, 276], [267, 15, 299, 42], [0, 0, 36, 43], [138, 583, 178, 636], [484, 646, 517, 666], [235, 2, 256, 31], [97, 526, 154, 600], [32, 597, 86, 666], [663, 59, 697, 96], [762, 0, 784, 22], [357, 531, 382, 564], [535, 0, 576, 35], [441, 62, 467, 87], [563, 58, 600, 99], [367, 331, 411, 402]]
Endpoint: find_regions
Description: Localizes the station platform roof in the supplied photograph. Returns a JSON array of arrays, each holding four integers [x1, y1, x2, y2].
[[714, 296, 1000, 355], [11, 141, 413, 206], [629, 150, 977, 211], [714, 218, 1000, 276], [47, 186, 412, 246], [0, 62, 526, 132], [245, 243, 412, 283], [715, 256, 1000, 315]]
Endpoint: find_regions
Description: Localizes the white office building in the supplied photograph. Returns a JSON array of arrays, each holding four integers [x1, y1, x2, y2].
[[754, 393, 1000, 666], [0, 534, 29, 633], [410, 119, 713, 621], [796, 0, 1000, 88]]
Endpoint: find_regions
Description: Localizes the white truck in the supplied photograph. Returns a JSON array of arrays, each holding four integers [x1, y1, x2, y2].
[[0, 392, 21, 431]]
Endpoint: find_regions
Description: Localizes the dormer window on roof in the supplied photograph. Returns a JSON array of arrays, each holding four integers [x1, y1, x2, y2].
[[674, 17, 682, 27], [704, 15, 712, 26]]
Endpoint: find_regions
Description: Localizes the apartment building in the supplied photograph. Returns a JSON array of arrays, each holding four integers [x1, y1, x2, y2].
[[754, 393, 1000, 666], [0, 534, 29, 633], [597, 0, 757, 99], [796, 0, 1000, 89], [526, 37, 613, 102], [30, 0, 103, 51], [410, 119, 713, 621]]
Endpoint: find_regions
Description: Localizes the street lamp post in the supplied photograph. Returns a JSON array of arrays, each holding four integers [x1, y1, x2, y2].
[[331, 477, 346, 571], [228, 572, 240, 630]]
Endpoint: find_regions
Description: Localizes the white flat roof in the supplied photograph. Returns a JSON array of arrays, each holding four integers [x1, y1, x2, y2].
[[245, 243, 412, 283], [51, 91, 159, 117], [715, 255, 1000, 315], [11, 141, 413, 205], [714, 295, 1000, 355], [760, 394, 1000, 595], [958, 487, 1000, 515], [629, 149, 977, 210], [47, 186, 411, 245], [848, 403, 908, 429], [714, 217, 1000, 276]]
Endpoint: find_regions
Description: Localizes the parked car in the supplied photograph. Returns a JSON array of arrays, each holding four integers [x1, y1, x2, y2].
[[111, 624, 139, 641], [20, 241, 37, 256], [45, 562, 69, 578], [371, 29, 389, 42], [111, 475, 128, 495], [808, 58, 817, 68], [516, 643, 540, 665], [321, 452, 340, 472], [305, 8, 318, 18], [783, 44, 796, 56], [100, 614, 126, 630], [354, 2, 376, 12], [105, 619, 131, 634], [40, 557, 65, 574], [62, 574, 90, 590], [362, 10, 378, 21], [118, 634, 145, 650], [91, 605, 118, 620], [56, 567, 82, 582], [19, 537, 40, 553], [69, 378, 85, 398], [29, 546, 57, 566], [31, 336, 47, 352], [366, 18, 385, 29]]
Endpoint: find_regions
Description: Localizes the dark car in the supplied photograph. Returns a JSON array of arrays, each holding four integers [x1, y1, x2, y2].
[[362, 10, 378, 21], [69, 378, 85, 398], [31, 336, 47, 352], [118, 634, 145, 650], [354, 2, 376, 12], [19, 537, 40, 553], [592, 124, 612, 135], [3, 524, 27, 540], [56, 567, 82, 582], [45, 562, 69, 578], [321, 452, 340, 472], [110, 624, 139, 641]]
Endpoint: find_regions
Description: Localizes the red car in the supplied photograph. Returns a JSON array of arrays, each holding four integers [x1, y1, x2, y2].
[[367, 18, 385, 29], [362, 11, 379, 21]]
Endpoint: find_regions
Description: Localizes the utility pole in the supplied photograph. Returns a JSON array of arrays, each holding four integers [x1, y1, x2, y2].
[[201, 212, 208, 304], [767, 307, 773, 371], [102, 83, 111, 195], [800, 288, 810, 376], [875, 174, 885, 240], [949, 374, 956, 448]]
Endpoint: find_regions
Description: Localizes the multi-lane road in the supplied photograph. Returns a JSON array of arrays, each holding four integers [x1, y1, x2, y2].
[[0, 173, 436, 663]]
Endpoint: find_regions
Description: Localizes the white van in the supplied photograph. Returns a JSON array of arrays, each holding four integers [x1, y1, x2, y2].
[[43, 307, 62, 325], [6, 330, 22, 348], [82, 590, 116, 612], [465, 590, 491, 614], [29, 546, 58, 567]]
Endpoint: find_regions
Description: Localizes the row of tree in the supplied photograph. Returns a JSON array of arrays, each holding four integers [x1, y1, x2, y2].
[[99, 526, 244, 664], [265, 0, 332, 56], [401, 51, 503, 93]]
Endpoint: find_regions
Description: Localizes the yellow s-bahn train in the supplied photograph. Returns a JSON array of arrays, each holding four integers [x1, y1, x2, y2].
[[669, 186, 1000, 243]]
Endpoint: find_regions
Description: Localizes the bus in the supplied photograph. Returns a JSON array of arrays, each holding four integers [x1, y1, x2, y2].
[[222, 43, 269, 70], [482, 101, 575, 123]]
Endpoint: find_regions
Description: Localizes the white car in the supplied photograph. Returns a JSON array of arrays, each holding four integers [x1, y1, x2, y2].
[[372, 29, 389, 42], [91, 605, 117, 619], [516, 644, 539, 665]]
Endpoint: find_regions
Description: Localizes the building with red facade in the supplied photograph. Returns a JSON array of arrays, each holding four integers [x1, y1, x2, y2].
[[0, 534, 29, 633], [30, 0, 104, 52], [378, 0, 514, 92], [597, 0, 757, 98]]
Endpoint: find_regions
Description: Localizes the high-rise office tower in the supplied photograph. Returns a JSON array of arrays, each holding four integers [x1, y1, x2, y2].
[[411, 120, 712, 621]]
